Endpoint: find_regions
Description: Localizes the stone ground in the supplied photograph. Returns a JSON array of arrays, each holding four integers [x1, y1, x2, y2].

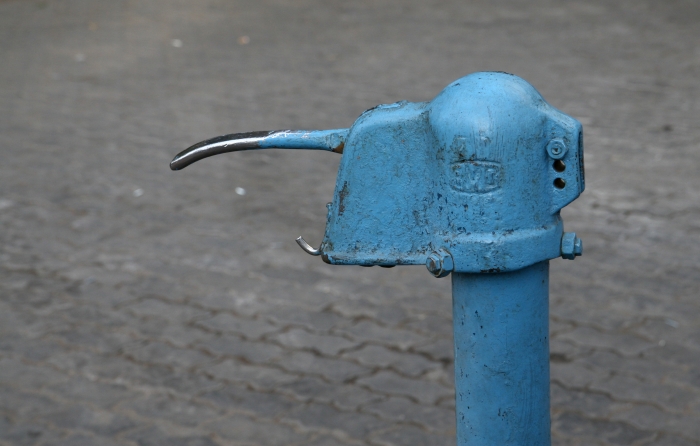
[[1, 0, 699, 444]]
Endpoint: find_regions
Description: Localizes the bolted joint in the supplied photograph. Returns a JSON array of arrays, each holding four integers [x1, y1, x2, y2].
[[561, 232, 583, 260], [546, 138, 568, 160], [426, 248, 454, 278]]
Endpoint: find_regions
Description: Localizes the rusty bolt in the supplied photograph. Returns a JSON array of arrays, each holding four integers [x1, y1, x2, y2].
[[561, 232, 583, 260], [426, 249, 454, 278]]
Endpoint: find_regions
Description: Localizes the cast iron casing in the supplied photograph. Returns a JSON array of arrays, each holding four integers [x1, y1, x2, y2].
[[320, 72, 584, 273]]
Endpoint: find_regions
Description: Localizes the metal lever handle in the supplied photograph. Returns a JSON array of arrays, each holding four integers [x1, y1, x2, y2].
[[170, 129, 347, 170]]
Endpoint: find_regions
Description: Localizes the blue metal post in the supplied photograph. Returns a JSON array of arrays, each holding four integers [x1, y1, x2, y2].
[[452, 262, 550, 445], [170, 72, 585, 444]]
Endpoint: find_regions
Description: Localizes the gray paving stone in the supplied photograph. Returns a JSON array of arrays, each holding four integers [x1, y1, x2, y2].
[[362, 396, 455, 434], [299, 433, 359, 446], [550, 383, 619, 417], [0, 420, 53, 446], [556, 325, 656, 356], [44, 326, 135, 355], [158, 372, 224, 397], [402, 313, 453, 337], [275, 350, 373, 383], [609, 404, 700, 442], [584, 348, 700, 395], [650, 433, 700, 446], [121, 425, 220, 446], [551, 432, 607, 446], [0, 357, 69, 390], [369, 424, 455, 446], [411, 338, 454, 363], [208, 359, 298, 389], [49, 302, 132, 331], [122, 341, 216, 370], [552, 411, 656, 446], [341, 345, 396, 369], [201, 414, 308, 445], [549, 337, 594, 365], [194, 337, 285, 364], [46, 376, 139, 408], [631, 317, 688, 345], [197, 385, 299, 418], [357, 371, 453, 405], [590, 373, 700, 415], [43, 403, 137, 437], [193, 313, 280, 340], [0, 386, 63, 420], [269, 328, 358, 356], [125, 299, 210, 324], [328, 299, 386, 321], [551, 356, 612, 389], [283, 402, 387, 442], [641, 340, 700, 369], [117, 394, 223, 428], [263, 309, 350, 333], [47, 350, 216, 395], [39, 433, 128, 446], [334, 320, 428, 351], [279, 376, 383, 411], [341, 345, 439, 378]]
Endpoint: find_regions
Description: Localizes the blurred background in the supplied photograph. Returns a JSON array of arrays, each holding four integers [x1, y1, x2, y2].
[[1, 0, 699, 444]]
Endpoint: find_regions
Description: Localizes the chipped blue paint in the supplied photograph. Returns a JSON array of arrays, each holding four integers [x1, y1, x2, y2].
[[171, 71, 585, 445]]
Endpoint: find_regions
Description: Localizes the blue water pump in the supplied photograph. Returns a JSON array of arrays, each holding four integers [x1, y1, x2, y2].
[[171, 72, 584, 445]]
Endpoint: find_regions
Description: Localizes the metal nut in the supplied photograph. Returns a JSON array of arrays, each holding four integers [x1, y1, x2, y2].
[[561, 232, 583, 260], [546, 138, 568, 160], [426, 248, 454, 278]]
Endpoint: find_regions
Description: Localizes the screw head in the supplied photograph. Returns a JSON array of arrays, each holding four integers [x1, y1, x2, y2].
[[425, 249, 454, 278], [546, 139, 568, 160]]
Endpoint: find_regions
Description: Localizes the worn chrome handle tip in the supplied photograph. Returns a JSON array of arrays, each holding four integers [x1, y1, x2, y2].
[[170, 131, 275, 171], [170, 129, 347, 171]]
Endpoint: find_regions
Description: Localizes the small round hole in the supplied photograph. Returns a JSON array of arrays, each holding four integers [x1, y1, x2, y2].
[[553, 160, 566, 172], [554, 178, 566, 189]]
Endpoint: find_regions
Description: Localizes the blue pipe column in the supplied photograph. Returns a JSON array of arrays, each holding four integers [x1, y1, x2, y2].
[[452, 262, 550, 445], [170, 72, 586, 444]]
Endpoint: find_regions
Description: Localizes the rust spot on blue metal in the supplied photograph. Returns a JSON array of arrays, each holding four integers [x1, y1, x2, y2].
[[337, 182, 349, 216], [480, 268, 502, 273], [332, 141, 345, 154]]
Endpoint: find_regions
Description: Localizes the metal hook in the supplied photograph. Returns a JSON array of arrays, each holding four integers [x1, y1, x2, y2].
[[295, 236, 322, 256]]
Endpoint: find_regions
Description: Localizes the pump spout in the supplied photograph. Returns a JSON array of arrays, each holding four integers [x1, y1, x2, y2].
[[170, 129, 348, 170]]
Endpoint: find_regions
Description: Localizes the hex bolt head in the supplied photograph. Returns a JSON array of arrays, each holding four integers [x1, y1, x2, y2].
[[426, 249, 454, 278], [561, 232, 583, 260], [546, 139, 568, 160]]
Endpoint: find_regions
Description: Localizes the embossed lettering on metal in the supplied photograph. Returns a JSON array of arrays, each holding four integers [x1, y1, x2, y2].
[[450, 160, 503, 193]]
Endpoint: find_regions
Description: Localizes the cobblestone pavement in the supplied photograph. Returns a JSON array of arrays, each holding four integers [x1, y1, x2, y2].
[[1, 0, 699, 444]]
